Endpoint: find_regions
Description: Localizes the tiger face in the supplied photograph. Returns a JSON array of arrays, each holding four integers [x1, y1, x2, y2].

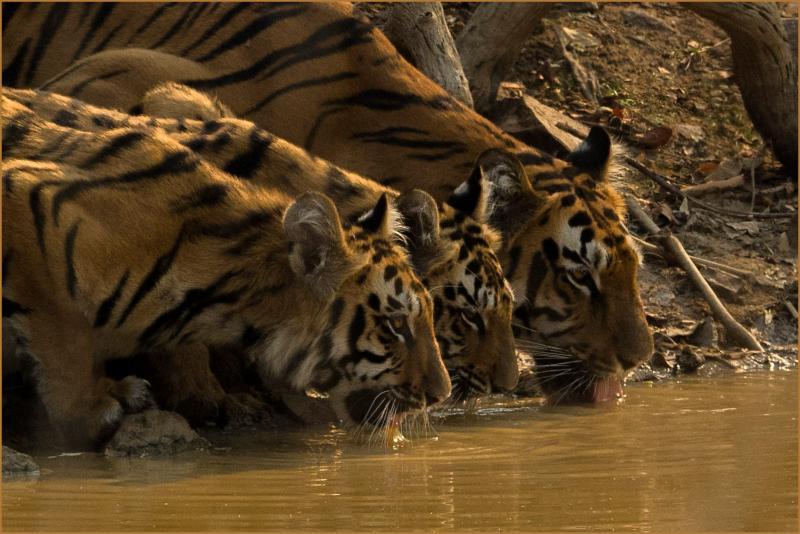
[[398, 167, 517, 402], [481, 128, 654, 404], [275, 193, 450, 427]]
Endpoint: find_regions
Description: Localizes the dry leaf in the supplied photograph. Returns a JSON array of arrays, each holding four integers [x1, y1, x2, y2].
[[636, 126, 673, 148]]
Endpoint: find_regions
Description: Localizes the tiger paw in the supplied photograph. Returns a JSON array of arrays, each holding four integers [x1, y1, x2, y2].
[[174, 396, 220, 428], [219, 392, 271, 429], [109, 376, 156, 413]]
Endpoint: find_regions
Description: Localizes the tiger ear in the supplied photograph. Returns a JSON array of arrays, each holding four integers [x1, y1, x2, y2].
[[356, 193, 404, 242], [396, 189, 442, 273], [283, 192, 354, 300], [566, 126, 611, 180], [445, 163, 488, 222], [477, 149, 543, 243]]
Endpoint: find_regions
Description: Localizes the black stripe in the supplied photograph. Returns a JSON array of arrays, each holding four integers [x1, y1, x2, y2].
[[283, 348, 309, 379], [185, 16, 370, 90], [70, 3, 115, 63], [196, 5, 309, 63], [327, 89, 452, 112], [179, 3, 250, 57], [407, 147, 467, 161], [138, 270, 243, 345], [2, 120, 31, 159], [2, 250, 13, 281], [2, 38, 30, 87], [52, 150, 199, 225], [69, 68, 129, 98], [29, 183, 49, 256], [117, 228, 187, 328], [243, 71, 359, 115], [182, 3, 210, 33], [2, 298, 30, 317], [353, 130, 466, 151], [149, 4, 193, 49], [504, 245, 522, 281], [2, 3, 21, 32], [94, 269, 130, 327], [82, 130, 147, 167], [525, 252, 548, 306], [64, 221, 80, 297], [25, 3, 71, 85], [517, 151, 554, 166], [348, 304, 366, 351], [171, 183, 229, 214], [89, 20, 126, 55], [125, 3, 177, 45], [189, 209, 274, 239], [222, 128, 272, 178]]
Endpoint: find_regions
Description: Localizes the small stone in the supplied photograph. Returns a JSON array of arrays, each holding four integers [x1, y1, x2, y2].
[[676, 347, 706, 373], [622, 9, 674, 32], [687, 316, 719, 348], [3, 446, 40, 477], [104, 409, 209, 457]]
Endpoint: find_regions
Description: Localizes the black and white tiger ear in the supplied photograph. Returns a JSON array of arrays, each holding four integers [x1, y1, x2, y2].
[[396, 190, 441, 272], [446, 163, 488, 222], [284, 192, 354, 300], [476, 149, 542, 243], [566, 126, 611, 180], [356, 193, 404, 242]]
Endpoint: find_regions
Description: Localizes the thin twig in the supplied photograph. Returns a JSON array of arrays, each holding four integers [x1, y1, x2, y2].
[[626, 196, 763, 352], [785, 300, 798, 320], [624, 156, 792, 220], [632, 235, 752, 280]]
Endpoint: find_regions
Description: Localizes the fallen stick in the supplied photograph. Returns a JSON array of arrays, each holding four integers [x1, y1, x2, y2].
[[785, 300, 798, 320], [625, 156, 792, 220], [626, 196, 764, 351], [631, 235, 753, 280], [681, 174, 745, 196]]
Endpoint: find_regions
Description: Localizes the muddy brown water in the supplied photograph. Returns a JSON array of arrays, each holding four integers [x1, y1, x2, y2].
[[3, 371, 796, 532]]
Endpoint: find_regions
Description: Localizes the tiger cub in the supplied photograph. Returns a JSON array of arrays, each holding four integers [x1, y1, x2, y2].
[[2, 98, 449, 447], [7, 86, 519, 401]]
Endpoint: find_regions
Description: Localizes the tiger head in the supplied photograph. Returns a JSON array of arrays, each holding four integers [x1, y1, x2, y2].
[[397, 167, 517, 402], [484, 127, 654, 404], [276, 191, 450, 427]]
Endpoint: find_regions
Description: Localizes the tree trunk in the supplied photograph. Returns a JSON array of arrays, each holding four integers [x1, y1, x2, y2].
[[683, 3, 797, 172], [456, 3, 554, 114], [384, 3, 473, 108]]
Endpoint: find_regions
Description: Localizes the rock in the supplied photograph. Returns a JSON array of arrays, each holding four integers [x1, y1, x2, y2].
[[673, 123, 704, 143], [621, 8, 674, 32], [687, 316, 719, 348], [3, 446, 40, 476], [676, 347, 706, 373], [104, 410, 209, 457]]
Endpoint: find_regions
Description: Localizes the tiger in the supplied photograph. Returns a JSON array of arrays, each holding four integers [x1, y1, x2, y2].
[[6, 85, 519, 402], [1, 97, 450, 447], [2, 2, 654, 403]]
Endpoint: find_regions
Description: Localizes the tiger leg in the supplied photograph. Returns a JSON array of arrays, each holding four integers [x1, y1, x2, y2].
[[26, 314, 151, 449], [143, 343, 227, 427], [209, 347, 270, 429]]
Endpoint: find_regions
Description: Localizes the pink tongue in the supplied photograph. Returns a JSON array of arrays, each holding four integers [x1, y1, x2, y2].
[[592, 376, 624, 404]]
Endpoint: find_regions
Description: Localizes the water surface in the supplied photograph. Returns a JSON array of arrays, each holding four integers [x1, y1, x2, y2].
[[3, 371, 797, 531]]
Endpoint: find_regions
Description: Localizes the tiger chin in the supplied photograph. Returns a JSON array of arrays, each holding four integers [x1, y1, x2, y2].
[[2, 101, 450, 448]]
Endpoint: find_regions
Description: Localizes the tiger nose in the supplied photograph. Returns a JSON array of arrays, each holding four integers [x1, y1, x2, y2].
[[423, 355, 451, 405]]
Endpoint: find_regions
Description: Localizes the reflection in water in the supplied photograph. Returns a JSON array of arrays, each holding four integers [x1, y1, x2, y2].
[[3, 371, 797, 531]]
